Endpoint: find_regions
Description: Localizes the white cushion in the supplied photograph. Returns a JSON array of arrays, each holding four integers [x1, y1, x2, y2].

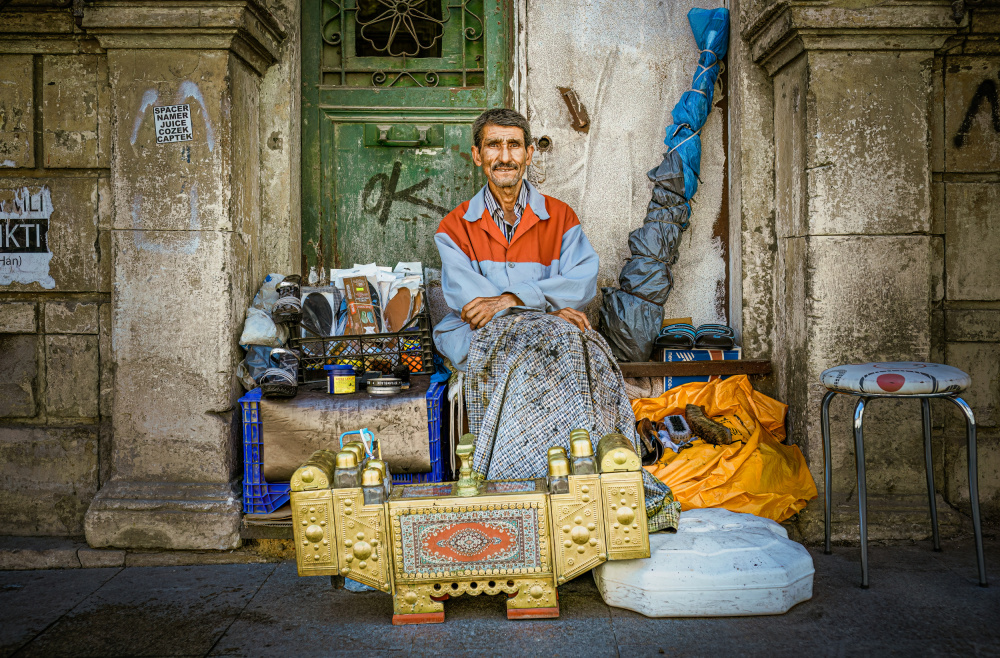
[[820, 362, 970, 396]]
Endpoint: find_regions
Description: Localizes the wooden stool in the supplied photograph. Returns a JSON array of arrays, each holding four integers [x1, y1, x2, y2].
[[819, 362, 987, 588]]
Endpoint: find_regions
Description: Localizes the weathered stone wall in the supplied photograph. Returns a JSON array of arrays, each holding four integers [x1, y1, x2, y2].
[[937, 8, 1000, 521], [0, 0, 293, 545], [0, 9, 110, 536], [740, 0, 1000, 541]]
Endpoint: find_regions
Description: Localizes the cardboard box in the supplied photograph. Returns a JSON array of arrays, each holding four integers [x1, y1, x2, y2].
[[661, 347, 741, 391], [343, 276, 379, 335]]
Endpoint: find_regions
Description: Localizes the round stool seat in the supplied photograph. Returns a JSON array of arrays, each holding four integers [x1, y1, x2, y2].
[[820, 362, 970, 396]]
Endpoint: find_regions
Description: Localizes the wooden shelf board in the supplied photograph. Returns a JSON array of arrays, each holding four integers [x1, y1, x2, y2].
[[619, 359, 772, 378]]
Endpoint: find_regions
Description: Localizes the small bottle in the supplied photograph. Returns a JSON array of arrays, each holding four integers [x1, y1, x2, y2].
[[307, 266, 319, 287], [368, 458, 392, 497], [343, 443, 366, 479], [547, 456, 570, 495], [333, 451, 359, 489], [362, 468, 386, 505], [569, 429, 597, 475]]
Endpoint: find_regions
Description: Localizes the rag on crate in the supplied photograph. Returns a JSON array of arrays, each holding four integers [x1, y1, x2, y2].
[[464, 312, 681, 533]]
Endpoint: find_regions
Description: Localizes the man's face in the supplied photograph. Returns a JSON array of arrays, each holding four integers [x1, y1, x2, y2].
[[472, 124, 534, 189]]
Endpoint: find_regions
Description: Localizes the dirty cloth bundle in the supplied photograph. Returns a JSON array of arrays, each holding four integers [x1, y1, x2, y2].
[[634, 375, 817, 522], [464, 312, 681, 533], [259, 380, 432, 481], [599, 7, 731, 362]]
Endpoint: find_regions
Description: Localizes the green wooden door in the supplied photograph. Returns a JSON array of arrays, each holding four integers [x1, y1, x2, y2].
[[302, 0, 511, 274]]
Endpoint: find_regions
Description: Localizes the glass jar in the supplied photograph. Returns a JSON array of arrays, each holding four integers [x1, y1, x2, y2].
[[362, 468, 385, 505], [547, 456, 570, 495], [570, 430, 597, 475], [333, 451, 359, 489]]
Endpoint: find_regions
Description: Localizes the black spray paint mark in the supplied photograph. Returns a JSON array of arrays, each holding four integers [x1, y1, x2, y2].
[[362, 161, 450, 226], [954, 76, 1000, 148]]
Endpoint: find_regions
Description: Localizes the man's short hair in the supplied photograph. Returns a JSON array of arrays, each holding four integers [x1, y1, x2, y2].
[[472, 108, 532, 150]]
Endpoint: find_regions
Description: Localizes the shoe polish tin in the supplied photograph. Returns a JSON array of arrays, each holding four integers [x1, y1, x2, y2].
[[324, 364, 356, 394]]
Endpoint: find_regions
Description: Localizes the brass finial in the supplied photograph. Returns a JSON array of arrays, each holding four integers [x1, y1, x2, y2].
[[362, 468, 383, 487], [335, 451, 358, 469], [547, 457, 570, 477], [455, 433, 480, 496]]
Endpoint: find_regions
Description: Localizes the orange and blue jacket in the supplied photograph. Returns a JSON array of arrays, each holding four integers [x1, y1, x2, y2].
[[433, 180, 599, 370]]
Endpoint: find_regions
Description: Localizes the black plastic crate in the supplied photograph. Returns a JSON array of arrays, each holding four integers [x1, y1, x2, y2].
[[290, 309, 435, 383]]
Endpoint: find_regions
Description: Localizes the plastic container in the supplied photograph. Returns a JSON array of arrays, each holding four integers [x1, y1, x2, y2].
[[291, 308, 435, 383], [324, 364, 356, 394], [240, 381, 449, 513], [592, 508, 814, 617]]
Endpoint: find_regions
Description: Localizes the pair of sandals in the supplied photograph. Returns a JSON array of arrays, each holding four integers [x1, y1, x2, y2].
[[655, 323, 735, 350], [272, 275, 303, 325]]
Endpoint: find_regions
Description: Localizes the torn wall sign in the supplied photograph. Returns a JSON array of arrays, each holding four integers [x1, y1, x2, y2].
[[0, 186, 55, 289], [153, 104, 193, 144]]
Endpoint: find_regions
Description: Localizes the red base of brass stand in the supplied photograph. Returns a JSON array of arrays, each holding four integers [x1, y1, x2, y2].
[[506, 607, 560, 620], [392, 612, 446, 625]]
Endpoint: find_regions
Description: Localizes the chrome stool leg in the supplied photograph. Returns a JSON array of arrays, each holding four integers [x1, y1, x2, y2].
[[950, 396, 988, 587], [921, 398, 941, 552], [853, 396, 870, 589], [821, 391, 836, 555]]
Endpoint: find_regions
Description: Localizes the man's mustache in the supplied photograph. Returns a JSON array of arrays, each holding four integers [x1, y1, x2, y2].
[[492, 162, 518, 171]]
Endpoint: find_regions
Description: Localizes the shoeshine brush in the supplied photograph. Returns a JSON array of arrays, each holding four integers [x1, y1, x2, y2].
[[663, 414, 691, 443], [685, 404, 733, 445]]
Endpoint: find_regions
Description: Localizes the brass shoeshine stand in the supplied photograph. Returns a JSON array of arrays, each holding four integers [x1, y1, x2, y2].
[[289, 432, 651, 624]]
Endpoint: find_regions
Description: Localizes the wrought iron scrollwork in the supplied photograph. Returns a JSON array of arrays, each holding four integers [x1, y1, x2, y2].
[[357, 0, 447, 57], [318, 0, 486, 88]]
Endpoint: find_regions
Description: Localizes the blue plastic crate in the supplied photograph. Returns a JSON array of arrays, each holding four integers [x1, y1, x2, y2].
[[240, 382, 449, 514]]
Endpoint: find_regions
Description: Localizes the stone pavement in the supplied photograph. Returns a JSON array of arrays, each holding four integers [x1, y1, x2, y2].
[[1, 538, 998, 657]]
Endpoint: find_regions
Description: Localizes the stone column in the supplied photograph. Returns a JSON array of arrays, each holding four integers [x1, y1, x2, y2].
[[82, 1, 283, 549], [744, 1, 962, 540]]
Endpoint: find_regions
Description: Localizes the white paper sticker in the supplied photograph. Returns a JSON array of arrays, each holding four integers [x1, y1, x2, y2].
[[153, 104, 193, 144], [0, 186, 55, 289]]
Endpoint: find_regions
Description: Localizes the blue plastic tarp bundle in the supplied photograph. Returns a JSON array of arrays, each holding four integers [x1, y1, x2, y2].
[[599, 8, 730, 363], [667, 7, 730, 200]]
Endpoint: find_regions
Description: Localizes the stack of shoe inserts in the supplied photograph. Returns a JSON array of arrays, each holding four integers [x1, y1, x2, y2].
[[655, 323, 735, 350], [260, 347, 300, 398]]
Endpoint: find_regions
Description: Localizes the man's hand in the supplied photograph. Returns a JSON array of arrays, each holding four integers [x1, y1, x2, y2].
[[461, 293, 521, 330], [549, 307, 591, 332]]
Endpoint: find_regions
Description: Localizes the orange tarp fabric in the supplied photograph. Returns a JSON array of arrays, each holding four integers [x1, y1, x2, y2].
[[633, 375, 817, 522]]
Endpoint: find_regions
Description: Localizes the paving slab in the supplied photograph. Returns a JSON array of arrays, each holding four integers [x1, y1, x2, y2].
[[14, 563, 276, 658], [0, 536, 84, 570], [0, 567, 119, 657], [0, 538, 996, 657]]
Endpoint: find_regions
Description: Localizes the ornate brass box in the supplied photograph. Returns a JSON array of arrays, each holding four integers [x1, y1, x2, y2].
[[290, 435, 650, 624]]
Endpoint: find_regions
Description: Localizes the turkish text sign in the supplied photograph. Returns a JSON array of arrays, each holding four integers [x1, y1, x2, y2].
[[154, 104, 193, 144]]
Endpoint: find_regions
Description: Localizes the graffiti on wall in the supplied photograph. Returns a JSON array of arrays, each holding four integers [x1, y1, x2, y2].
[[0, 186, 55, 289], [954, 73, 1000, 148], [362, 161, 450, 226]]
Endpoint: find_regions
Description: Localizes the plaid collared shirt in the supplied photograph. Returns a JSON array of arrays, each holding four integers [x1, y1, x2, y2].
[[483, 181, 528, 243]]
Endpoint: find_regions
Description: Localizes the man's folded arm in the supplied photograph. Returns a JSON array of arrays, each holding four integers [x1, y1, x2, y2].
[[504, 224, 599, 312], [435, 231, 504, 311]]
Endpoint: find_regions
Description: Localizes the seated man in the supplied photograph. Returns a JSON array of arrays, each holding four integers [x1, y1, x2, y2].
[[434, 108, 678, 532]]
